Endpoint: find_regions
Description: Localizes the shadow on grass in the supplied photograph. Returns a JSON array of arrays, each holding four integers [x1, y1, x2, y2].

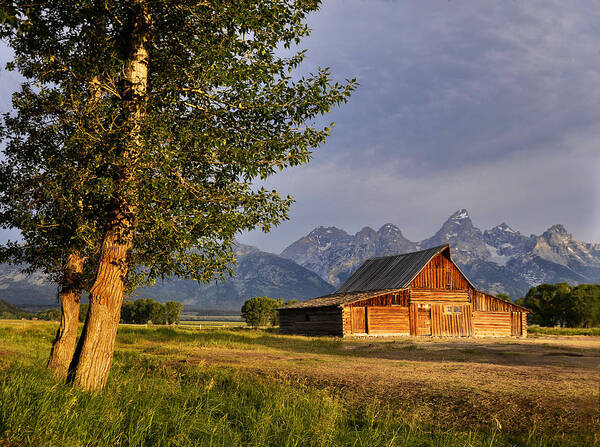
[[116, 326, 600, 369]]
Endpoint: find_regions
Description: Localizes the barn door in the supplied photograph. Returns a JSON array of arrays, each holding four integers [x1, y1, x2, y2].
[[417, 308, 431, 336], [511, 312, 522, 336], [351, 307, 366, 333]]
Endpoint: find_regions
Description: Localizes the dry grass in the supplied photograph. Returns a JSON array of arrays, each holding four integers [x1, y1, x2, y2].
[[123, 329, 600, 437]]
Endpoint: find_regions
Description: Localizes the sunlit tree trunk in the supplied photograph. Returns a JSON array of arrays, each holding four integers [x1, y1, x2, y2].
[[46, 251, 86, 379], [69, 0, 149, 391], [69, 212, 135, 390]]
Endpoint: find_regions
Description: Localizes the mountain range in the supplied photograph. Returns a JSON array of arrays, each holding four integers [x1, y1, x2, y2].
[[0, 243, 334, 311], [0, 209, 598, 309], [280, 209, 600, 299]]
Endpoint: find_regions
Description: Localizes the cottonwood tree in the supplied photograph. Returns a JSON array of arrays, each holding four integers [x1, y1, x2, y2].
[[0, 1, 355, 390], [0, 10, 107, 378]]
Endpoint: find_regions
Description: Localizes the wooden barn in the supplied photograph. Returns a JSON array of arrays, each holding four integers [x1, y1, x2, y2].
[[278, 244, 530, 337]]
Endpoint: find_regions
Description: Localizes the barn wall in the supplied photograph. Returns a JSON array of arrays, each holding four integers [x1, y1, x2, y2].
[[430, 303, 472, 336], [366, 307, 410, 335], [473, 291, 525, 312], [472, 311, 511, 337], [278, 307, 343, 336], [342, 306, 352, 336], [410, 253, 471, 290], [410, 289, 470, 303]]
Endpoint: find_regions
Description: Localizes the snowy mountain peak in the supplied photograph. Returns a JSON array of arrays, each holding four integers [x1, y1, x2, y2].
[[450, 209, 470, 220], [546, 224, 568, 235], [496, 222, 518, 234], [378, 223, 402, 234], [307, 226, 349, 240]]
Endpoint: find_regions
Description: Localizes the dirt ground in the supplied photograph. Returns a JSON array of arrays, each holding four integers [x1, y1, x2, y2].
[[159, 334, 600, 435]]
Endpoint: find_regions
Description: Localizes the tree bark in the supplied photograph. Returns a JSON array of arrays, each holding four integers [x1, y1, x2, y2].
[[68, 212, 134, 390], [46, 251, 86, 379], [68, 0, 150, 391]]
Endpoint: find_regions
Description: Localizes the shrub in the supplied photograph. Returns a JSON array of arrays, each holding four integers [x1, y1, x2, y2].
[[241, 297, 283, 327]]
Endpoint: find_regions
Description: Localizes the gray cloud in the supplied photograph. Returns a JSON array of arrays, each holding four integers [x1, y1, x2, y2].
[[241, 0, 600, 251], [242, 125, 600, 252]]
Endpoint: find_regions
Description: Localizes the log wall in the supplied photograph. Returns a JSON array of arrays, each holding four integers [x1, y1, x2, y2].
[[366, 307, 410, 335], [410, 289, 470, 303], [472, 311, 511, 337], [342, 306, 351, 335], [410, 253, 471, 290], [278, 307, 343, 337]]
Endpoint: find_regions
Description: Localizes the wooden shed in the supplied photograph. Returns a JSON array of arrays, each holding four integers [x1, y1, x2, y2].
[[278, 244, 530, 337]]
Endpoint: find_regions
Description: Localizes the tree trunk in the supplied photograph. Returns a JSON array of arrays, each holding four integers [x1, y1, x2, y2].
[[68, 0, 150, 391], [47, 251, 86, 379], [68, 212, 134, 390]]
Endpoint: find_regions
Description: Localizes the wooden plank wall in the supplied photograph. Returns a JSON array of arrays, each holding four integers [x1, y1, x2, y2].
[[472, 311, 511, 337], [430, 304, 472, 336], [278, 307, 343, 336], [409, 303, 418, 336], [473, 291, 524, 312], [366, 307, 410, 335], [348, 290, 409, 307], [410, 253, 471, 290], [511, 312, 522, 336], [410, 289, 470, 303], [417, 309, 431, 336]]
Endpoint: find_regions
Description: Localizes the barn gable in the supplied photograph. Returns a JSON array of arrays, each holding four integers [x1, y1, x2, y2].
[[409, 250, 473, 290]]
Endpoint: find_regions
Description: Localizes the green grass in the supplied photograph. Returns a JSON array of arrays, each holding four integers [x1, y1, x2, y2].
[[528, 326, 600, 336], [0, 322, 597, 447]]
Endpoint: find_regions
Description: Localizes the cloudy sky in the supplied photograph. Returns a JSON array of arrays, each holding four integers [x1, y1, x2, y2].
[[240, 0, 600, 252], [1, 0, 599, 253]]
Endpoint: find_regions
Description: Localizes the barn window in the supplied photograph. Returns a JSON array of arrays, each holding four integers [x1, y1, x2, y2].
[[305, 314, 311, 321], [444, 305, 462, 314]]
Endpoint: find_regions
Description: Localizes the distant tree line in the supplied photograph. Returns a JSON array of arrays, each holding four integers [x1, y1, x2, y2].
[[516, 283, 600, 328], [0, 298, 183, 325], [121, 299, 184, 325]]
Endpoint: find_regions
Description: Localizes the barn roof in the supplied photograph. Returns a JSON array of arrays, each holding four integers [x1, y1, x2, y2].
[[336, 244, 470, 293], [279, 289, 402, 310]]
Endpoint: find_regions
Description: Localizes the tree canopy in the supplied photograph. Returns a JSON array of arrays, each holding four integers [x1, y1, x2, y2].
[[516, 283, 600, 327], [0, 0, 355, 389], [0, 0, 356, 287], [241, 296, 283, 327]]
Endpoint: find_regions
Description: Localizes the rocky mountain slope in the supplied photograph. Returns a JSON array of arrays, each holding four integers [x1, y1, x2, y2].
[[1, 210, 597, 308], [0, 243, 334, 310], [0, 264, 56, 306], [135, 243, 334, 309], [281, 210, 600, 299]]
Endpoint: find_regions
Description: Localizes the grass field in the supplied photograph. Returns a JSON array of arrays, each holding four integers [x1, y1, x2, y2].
[[528, 326, 600, 336], [0, 321, 598, 446]]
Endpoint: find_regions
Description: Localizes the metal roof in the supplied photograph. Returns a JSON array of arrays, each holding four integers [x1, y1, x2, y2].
[[279, 289, 402, 310], [336, 245, 452, 293]]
